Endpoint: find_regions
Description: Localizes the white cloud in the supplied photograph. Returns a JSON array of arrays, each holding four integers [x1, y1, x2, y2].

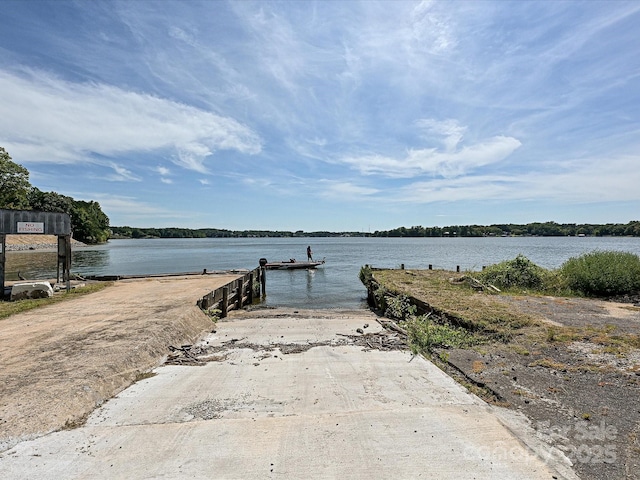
[[410, 0, 458, 54], [174, 143, 213, 174], [91, 194, 177, 218], [393, 153, 640, 204], [105, 163, 141, 182], [241, 176, 274, 189], [339, 134, 521, 179], [0, 69, 262, 172], [319, 180, 379, 200], [416, 118, 467, 152]]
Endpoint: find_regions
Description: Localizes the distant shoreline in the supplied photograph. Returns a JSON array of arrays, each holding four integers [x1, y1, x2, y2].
[[4, 235, 87, 252]]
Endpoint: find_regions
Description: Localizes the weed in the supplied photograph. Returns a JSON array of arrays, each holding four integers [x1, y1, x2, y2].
[[511, 345, 530, 356], [529, 358, 567, 370], [373, 285, 389, 312], [384, 294, 416, 320], [373, 269, 538, 341], [406, 314, 476, 355], [560, 250, 640, 296], [545, 326, 577, 343], [477, 254, 549, 291], [134, 371, 157, 382], [358, 265, 373, 285], [205, 308, 222, 322], [472, 360, 485, 374], [438, 351, 450, 363]]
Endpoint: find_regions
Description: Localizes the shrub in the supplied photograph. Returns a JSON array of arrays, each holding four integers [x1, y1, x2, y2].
[[560, 250, 640, 297], [384, 294, 416, 320], [358, 265, 373, 285], [478, 254, 548, 290]]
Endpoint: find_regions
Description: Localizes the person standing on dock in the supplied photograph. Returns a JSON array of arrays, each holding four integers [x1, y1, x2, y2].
[[307, 246, 313, 261]]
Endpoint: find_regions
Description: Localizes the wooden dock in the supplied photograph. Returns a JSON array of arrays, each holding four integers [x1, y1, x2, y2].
[[195, 267, 265, 317]]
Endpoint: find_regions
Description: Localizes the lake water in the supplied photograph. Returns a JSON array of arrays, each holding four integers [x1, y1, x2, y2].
[[6, 236, 640, 309]]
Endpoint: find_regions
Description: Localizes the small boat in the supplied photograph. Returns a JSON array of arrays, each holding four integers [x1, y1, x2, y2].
[[261, 258, 325, 270]]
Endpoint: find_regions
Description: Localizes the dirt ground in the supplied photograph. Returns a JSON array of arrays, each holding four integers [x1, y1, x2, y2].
[[442, 295, 640, 480], [0, 274, 241, 451]]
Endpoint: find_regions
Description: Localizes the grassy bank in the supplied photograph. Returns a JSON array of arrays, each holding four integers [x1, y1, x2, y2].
[[361, 260, 640, 357], [0, 282, 111, 321]]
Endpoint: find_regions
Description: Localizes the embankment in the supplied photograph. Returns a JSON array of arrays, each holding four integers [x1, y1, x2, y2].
[[0, 274, 240, 450], [4, 234, 86, 251]]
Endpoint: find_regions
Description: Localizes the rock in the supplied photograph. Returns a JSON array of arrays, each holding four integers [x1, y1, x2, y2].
[[10, 282, 54, 301]]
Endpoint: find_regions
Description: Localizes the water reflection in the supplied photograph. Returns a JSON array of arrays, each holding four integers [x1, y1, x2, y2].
[[4, 248, 110, 281], [306, 269, 314, 297], [263, 267, 330, 308], [70, 250, 110, 275], [5, 251, 58, 280]]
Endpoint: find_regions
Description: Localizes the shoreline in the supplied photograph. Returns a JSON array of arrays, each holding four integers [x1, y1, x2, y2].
[[4, 234, 87, 252]]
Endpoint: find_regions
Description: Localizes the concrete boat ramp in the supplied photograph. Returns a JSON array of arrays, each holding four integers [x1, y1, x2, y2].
[[0, 286, 575, 478]]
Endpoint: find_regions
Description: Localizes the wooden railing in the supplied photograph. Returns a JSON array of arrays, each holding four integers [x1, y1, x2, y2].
[[197, 266, 264, 318]]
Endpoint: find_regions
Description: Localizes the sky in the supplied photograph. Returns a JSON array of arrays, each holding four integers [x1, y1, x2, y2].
[[1, 1, 639, 232]]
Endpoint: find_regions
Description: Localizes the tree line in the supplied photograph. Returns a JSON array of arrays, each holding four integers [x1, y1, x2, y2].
[[371, 221, 640, 237], [110, 227, 366, 239], [110, 221, 640, 240], [1, 147, 110, 244]]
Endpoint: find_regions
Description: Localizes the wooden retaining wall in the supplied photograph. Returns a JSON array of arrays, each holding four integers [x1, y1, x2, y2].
[[196, 267, 264, 318]]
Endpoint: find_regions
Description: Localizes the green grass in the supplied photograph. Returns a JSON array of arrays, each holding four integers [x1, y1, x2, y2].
[[0, 282, 111, 320]]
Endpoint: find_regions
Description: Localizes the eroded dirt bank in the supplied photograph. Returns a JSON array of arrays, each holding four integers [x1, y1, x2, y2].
[[0, 275, 240, 450]]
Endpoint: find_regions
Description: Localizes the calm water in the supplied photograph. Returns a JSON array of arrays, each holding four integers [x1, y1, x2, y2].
[[6, 236, 640, 309]]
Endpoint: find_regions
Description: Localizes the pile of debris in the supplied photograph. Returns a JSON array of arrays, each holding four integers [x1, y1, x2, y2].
[[165, 321, 409, 366]]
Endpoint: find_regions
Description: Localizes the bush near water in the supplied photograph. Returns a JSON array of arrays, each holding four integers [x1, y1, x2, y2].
[[477, 250, 640, 297], [476, 254, 549, 290], [560, 250, 640, 297]]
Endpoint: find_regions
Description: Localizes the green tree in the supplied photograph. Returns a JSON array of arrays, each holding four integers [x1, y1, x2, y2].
[[0, 147, 31, 209], [70, 200, 110, 244], [27, 188, 74, 213]]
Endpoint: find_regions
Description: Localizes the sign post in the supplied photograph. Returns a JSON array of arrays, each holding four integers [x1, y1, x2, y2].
[[0, 234, 5, 298]]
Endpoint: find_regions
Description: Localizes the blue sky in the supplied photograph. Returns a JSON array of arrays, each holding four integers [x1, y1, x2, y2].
[[1, 1, 639, 231]]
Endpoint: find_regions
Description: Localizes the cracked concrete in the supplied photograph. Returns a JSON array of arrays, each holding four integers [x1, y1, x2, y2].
[[0, 307, 576, 479]]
